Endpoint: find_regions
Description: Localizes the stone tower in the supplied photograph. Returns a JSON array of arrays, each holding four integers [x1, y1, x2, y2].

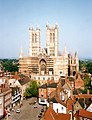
[[46, 23, 58, 57], [29, 26, 40, 57]]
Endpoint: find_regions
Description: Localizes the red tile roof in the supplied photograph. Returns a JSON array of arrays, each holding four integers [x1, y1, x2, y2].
[[58, 113, 71, 120], [43, 107, 57, 120], [75, 74, 84, 89], [74, 109, 92, 119], [66, 98, 74, 112], [76, 94, 92, 98], [79, 109, 92, 119], [43, 107, 71, 120]]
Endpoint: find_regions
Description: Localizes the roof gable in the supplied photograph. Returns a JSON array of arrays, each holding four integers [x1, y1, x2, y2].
[[18, 76, 30, 85], [74, 101, 83, 111], [14, 80, 21, 87], [63, 82, 72, 90], [86, 103, 92, 112], [75, 74, 84, 89]]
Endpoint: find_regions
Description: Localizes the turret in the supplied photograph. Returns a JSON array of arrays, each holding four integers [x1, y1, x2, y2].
[[46, 23, 59, 56], [75, 52, 79, 71], [29, 26, 40, 57], [19, 46, 24, 59]]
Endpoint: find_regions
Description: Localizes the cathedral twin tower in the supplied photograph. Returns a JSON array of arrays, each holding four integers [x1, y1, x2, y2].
[[29, 23, 58, 57]]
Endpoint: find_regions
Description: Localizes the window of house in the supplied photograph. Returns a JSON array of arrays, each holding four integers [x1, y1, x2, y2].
[[10, 83, 12, 86], [41, 94, 43, 97], [43, 77, 45, 80]]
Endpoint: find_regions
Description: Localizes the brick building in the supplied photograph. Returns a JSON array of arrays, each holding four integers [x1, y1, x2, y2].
[[0, 79, 12, 118]]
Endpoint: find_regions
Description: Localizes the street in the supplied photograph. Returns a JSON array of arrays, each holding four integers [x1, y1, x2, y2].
[[2, 97, 44, 120]]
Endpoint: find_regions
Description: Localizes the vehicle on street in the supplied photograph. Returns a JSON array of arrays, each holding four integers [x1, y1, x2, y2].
[[16, 109, 21, 113], [7, 112, 11, 116], [11, 108, 15, 112], [34, 102, 38, 108]]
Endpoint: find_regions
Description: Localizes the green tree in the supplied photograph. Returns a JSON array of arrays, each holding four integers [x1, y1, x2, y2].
[[0, 59, 18, 72], [82, 74, 92, 94], [79, 60, 87, 72], [84, 74, 91, 87], [24, 80, 38, 98], [86, 61, 92, 74]]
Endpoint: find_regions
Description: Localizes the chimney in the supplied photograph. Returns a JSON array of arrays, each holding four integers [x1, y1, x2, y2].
[[56, 108, 58, 115], [49, 102, 53, 108]]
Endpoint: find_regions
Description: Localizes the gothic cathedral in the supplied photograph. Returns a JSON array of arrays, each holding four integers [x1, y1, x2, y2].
[[19, 23, 79, 78]]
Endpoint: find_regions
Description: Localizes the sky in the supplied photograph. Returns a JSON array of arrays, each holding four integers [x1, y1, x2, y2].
[[0, 0, 92, 59]]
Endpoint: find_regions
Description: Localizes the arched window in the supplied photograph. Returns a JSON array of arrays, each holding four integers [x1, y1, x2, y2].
[[40, 59, 46, 75], [53, 33, 55, 42], [35, 33, 37, 42], [50, 33, 52, 42], [32, 34, 34, 42]]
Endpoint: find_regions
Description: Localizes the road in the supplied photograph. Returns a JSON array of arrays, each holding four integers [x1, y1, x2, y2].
[[2, 97, 44, 120]]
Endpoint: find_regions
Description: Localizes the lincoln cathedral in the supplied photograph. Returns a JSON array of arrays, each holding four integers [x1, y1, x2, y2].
[[19, 23, 79, 79]]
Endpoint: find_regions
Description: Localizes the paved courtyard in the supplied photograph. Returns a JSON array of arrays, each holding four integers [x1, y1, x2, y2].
[[2, 97, 44, 120]]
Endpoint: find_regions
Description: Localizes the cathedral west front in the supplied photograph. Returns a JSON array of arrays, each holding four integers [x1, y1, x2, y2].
[[19, 23, 79, 79]]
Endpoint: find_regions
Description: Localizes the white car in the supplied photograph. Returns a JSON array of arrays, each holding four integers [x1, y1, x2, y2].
[[7, 112, 11, 116], [11, 108, 15, 112], [16, 109, 21, 113]]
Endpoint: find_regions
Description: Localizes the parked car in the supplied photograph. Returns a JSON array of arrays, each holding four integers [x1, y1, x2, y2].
[[7, 112, 11, 116], [11, 108, 15, 112], [16, 109, 21, 113], [34, 105, 37, 108], [34, 102, 38, 108]]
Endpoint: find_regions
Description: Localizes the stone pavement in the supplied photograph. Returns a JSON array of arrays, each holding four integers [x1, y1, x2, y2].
[[2, 97, 44, 120]]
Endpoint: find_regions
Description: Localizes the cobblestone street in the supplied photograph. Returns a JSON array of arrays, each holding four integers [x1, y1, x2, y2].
[[2, 97, 44, 120]]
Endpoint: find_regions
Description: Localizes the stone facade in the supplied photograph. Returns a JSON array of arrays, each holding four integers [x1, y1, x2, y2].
[[0, 82, 12, 118], [19, 24, 79, 77]]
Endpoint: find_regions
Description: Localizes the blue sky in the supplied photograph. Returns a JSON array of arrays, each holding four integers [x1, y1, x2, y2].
[[0, 0, 92, 59]]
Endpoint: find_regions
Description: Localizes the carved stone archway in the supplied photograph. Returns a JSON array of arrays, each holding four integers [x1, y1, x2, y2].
[[39, 59, 46, 75]]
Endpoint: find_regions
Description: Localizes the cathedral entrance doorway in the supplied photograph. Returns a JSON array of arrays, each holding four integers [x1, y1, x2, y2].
[[39, 59, 46, 75]]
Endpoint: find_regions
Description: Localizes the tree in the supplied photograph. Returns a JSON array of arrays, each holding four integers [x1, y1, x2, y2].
[[79, 60, 92, 73], [0, 59, 18, 72], [86, 61, 92, 74], [24, 80, 38, 98], [82, 74, 92, 94], [79, 60, 87, 73], [84, 74, 91, 87]]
